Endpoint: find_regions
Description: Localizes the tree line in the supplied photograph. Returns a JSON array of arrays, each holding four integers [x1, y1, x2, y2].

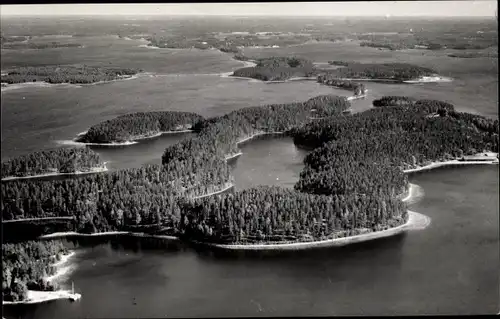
[[372, 96, 456, 114], [3, 240, 68, 302], [2, 148, 104, 179], [292, 101, 498, 201], [232, 56, 315, 81], [323, 62, 437, 82], [1, 66, 141, 85], [179, 186, 407, 244], [317, 74, 367, 95], [2, 42, 82, 50], [77, 111, 204, 144]]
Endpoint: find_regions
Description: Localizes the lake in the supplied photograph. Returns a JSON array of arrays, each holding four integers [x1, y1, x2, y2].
[[3, 162, 498, 318], [1, 18, 498, 317]]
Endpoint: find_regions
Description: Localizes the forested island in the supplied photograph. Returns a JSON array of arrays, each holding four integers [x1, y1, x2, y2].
[[321, 62, 438, 82], [2, 92, 498, 254], [232, 56, 315, 81], [2, 240, 68, 302], [231, 57, 439, 83], [2, 95, 349, 240], [76, 111, 204, 144], [1, 148, 105, 180], [1, 66, 141, 85], [3, 92, 497, 249], [317, 74, 367, 96]]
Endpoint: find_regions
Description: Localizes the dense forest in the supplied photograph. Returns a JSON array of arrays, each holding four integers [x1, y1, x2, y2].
[[179, 186, 407, 244], [317, 74, 367, 95], [1, 159, 232, 230], [292, 100, 498, 174], [2, 148, 104, 179], [3, 240, 68, 302], [2, 96, 496, 247], [372, 96, 455, 113], [323, 62, 437, 82], [77, 111, 204, 144], [2, 95, 349, 239], [1, 66, 141, 84], [232, 56, 315, 81]]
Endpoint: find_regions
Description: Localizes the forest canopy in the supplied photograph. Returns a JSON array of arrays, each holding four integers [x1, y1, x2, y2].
[[1, 65, 141, 85], [77, 111, 204, 144], [1, 148, 104, 179], [3, 240, 68, 302]]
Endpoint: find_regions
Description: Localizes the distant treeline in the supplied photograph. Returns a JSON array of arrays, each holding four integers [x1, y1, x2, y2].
[[360, 41, 412, 51], [324, 62, 437, 82], [328, 61, 349, 66], [448, 52, 498, 59], [372, 97, 456, 113], [2, 148, 104, 179], [3, 240, 68, 302], [232, 57, 438, 83], [1, 66, 141, 84], [232, 56, 315, 81], [1, 42, 82, 50], [77, 111, 204, 144]]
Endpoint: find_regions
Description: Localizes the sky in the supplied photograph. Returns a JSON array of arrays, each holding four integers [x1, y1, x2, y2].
[[0, 2, 497, 17]]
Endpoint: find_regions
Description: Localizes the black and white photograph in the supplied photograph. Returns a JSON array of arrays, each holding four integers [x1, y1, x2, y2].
[[1, 1, 498, 317]]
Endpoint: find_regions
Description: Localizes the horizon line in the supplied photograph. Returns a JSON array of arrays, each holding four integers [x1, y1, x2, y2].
[[0, 13, 496, 17]]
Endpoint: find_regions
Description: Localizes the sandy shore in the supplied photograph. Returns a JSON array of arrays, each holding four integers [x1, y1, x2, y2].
[[3, 216, 74, 224], [191, 183, 235, 200], [39, 230, 180, 241], [33, 183, 430, 252], [403, 154, 498, 174], [403, 75, 453, 83], [197, 210, 428, 251], [83, 73, 142, 86], [225, 152, 243, 161], [191, 181, 430, 251], [236, 131, 285, 145], [3, 290, 81, 305], [39, 230, 130, 239], [1, 164, 108, 181], [3, 251, 80, 305]]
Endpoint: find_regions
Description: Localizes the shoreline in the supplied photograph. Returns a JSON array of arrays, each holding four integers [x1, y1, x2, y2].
[[1, 164, 108, 182], [62, 129, 194, 147], [3, 216, 74, 224], [236, 131, 286, 145], [1, 81, 82, 92], [195, 210, 429, 251], [1, 73, 145, 93], [191, 183, 235, 200], [225, 152, 243, 161], [403, 155, 498, 174], [3, 251, 81, 306]]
